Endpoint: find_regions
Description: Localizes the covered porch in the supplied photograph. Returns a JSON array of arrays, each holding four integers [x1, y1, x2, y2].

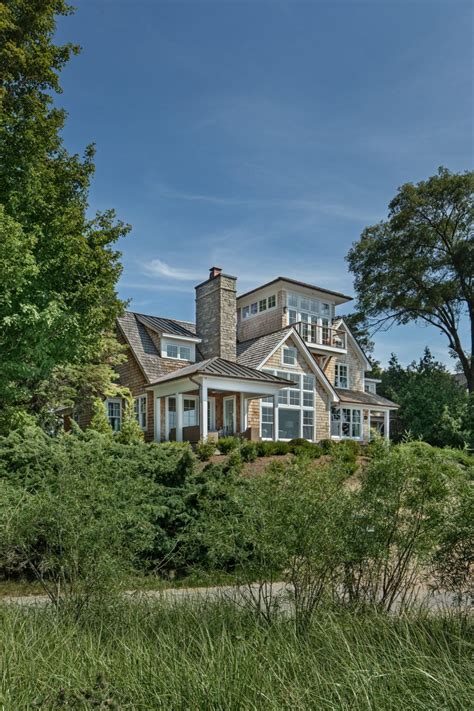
[[146, 358, 289, 443]]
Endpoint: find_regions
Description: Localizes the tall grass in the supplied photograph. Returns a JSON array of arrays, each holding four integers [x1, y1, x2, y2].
[[1, 599, 471, 710]]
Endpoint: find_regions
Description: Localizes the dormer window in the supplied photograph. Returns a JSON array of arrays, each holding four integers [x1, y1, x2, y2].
[[162, 338, 195, 361]]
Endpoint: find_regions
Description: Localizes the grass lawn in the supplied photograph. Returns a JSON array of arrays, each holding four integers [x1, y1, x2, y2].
[[1, 599, 472, 710]]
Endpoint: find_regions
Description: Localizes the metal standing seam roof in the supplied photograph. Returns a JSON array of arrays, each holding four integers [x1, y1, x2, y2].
[[147, 357, 291, 387], [335, 388, 399, 408], [135, 313, 197, 338]]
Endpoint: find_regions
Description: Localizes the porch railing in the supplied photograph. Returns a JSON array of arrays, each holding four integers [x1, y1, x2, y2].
[[293, 321, 346, 349]]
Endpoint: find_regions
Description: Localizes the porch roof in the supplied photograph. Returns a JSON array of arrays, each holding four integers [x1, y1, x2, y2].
[[147, 356, 291, 387], [335, 388, 399, 409]]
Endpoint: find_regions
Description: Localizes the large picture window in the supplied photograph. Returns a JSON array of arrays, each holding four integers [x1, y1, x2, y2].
[[261, 368, 315, 440], [331, 406, 361, 439]]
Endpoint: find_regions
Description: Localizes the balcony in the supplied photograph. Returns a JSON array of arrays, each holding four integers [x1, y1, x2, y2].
[[293, 321, 347, 351]]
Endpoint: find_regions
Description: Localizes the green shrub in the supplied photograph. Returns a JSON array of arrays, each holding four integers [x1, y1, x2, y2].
[[225, 448, 244, 474], [240, 440, 257, 463], [218, 436, 240, 454], [195, 439, 216, 462], [288, 439, 322, 459], [257, 441, 291, 456], [318, 438, 334, 454]]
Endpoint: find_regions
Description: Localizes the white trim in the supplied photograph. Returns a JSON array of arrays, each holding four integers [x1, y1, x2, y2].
[[223, 395, 237, 435], [208, 396, 216, 431], [333, 319, 371, 369], [154, 396, 161, 442], [134, 394, 148, 430], [281, 345, 298, 367], [161, 333, 201, 343], [335, 362, 349, 389], [257, 327, 339, 401]]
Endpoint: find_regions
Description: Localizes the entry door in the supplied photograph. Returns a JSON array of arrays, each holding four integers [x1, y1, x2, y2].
[[223, 397, 236, 435]]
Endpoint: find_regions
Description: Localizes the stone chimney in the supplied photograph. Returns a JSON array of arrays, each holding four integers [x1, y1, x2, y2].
[[195, 267, 237, 361]]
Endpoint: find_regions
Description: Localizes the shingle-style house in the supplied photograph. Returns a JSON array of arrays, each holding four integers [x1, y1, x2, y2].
[[74, 267, 398, 443]]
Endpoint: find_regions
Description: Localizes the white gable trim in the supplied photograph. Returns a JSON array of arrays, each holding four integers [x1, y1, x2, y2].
[[334, 319, 371, 369], [258, 328, 339, 401]]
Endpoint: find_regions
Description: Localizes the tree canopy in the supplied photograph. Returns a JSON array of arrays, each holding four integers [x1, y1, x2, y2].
[[346, 168, 473, 391], [0, 0, 130, 427], [379, 348, 471, 448]]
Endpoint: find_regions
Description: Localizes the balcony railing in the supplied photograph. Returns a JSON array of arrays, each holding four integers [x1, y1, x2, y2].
[[293, 321, 346, 349]]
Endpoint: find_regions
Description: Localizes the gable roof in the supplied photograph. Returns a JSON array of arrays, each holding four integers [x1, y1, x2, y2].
[[117, 311, 197, 383], [238, 326, 339, 400], [333, 318, 371, 369], [237, 326, 294, 369], [335, 388, 399, 409], [237, 277, 352, 304], [147, 357, 291, 387]]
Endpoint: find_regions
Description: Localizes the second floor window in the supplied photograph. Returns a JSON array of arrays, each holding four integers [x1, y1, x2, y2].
[[335, 363, 349, 389], [166, 343, 191, 360], [282, 346, 297, 366]]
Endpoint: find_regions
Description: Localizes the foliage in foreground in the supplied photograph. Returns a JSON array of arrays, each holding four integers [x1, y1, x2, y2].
[[0, 426, 472, 619], [0, 599, 472, 710]]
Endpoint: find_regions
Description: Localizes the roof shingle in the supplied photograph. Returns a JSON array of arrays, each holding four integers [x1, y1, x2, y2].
[[237, 327, 293, 369]]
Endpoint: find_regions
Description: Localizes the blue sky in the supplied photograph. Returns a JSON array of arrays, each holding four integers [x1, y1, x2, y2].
[[56, 0, 473, 368]]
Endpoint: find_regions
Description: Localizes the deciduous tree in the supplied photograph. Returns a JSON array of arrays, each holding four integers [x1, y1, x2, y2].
[[347, 168, 473, 391]]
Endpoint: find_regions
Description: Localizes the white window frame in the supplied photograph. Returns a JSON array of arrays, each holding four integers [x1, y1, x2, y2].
[[162, 338, 195, 361], [166, 395, 199, 436], [330, 406, 362, 440], [105, 398, 122, 432], [223, 395, 236, 435], [240, 294, 277, 320], [335, 363, 349, 389], [282, 346, 297, 367], [134, 394, 147, 430], [260, 368, 315, 441]]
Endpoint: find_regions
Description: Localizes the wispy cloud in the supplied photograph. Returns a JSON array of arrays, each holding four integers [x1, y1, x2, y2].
[[143, 259, 203, 281], [154, 184, 382, 223]]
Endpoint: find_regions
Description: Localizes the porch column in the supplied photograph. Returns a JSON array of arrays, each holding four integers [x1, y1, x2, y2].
[[367, 410, 371, 442], [176, 393, 183, 442], [154, 396, 161, 442], [273, 393, 279, 442], [200, 380, 208, 440], [384, 410, 390, 441], [240, 396, 247, 433]]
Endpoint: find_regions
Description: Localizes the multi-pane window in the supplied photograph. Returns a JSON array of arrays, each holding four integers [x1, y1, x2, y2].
[[183, 398, 198, 427], [335, 363, 349, 389], [261, 369, 315, 440], [165, 343, 192, 360], [241, 295, 276, 319], [106, 399, 122, 431], [261, 408, 274, 439], [167, 397, 198, 431], [331, 407, 361, 439], [134, 395, 147, 430], [287, 292, 333, 345], [282, 346, 297, 366]]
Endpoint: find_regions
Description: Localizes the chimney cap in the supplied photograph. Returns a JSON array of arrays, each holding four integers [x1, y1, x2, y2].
[[209, 266, 222, 279]]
